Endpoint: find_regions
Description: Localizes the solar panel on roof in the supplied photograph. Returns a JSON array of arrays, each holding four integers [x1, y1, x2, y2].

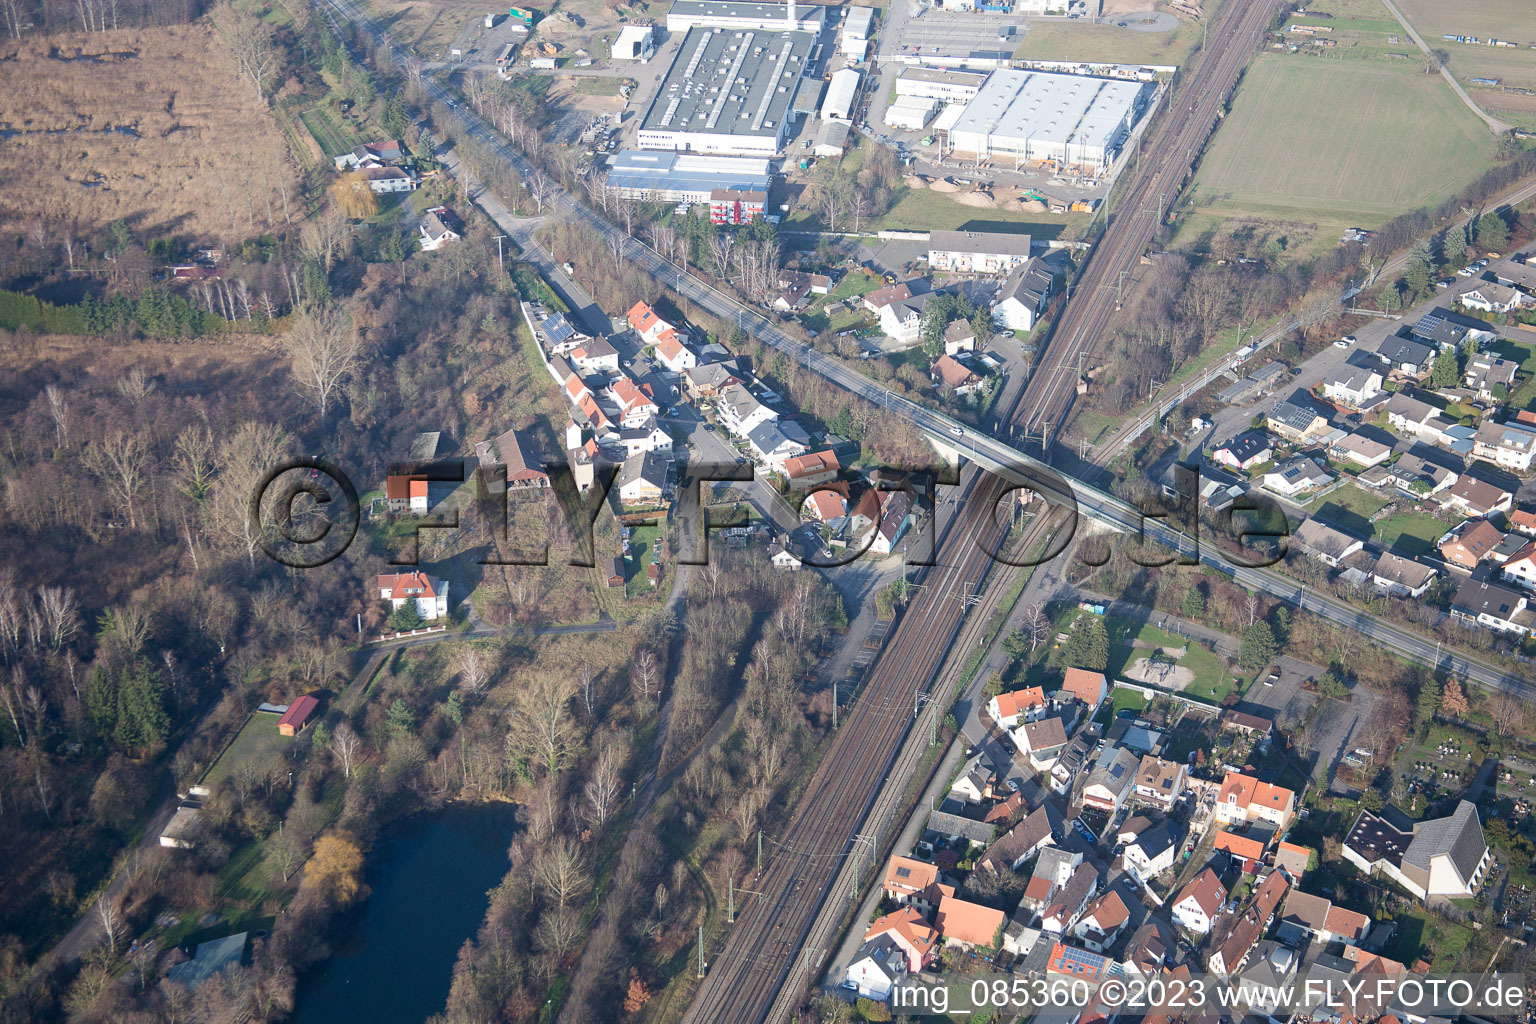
[[544, 314, 575, 345]]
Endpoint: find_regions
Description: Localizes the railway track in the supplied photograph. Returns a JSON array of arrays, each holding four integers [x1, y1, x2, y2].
[[682, 464, 1018, 1024], [1015, 0, 1281, 448]]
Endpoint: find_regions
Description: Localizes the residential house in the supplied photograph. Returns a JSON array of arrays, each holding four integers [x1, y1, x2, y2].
[[987, 686, 1047, 729], [1381, 449, 1459, 496], [876, 290, 938, 345], [1472, 419, 1536, 472], [1215, 772, 1296, 830], [843, 937, 908, 1001], [1450, 578, 1531, 635], [1384, 393, 1446, 442], [1278, 891, 1370, 947], [1371, 551, 1437, 598], [1133, 755, 1187, 811], [936, 894, 1006, 950], [977, 804, 1061, 874], [165, 933, 249, 987], [1082, 747, 1139, 814], [605, 557, 626, 588], [572, 337, 622, 375], [931, 354, 984, 397], [418, 207, 463, 251], [1023, 845, 1084, 914], [994, 259, 1054, 331], [684, 362, 742, 399], [708, 187, 766, 225], [802, 487, 847, 523], [1267, 391, 1332, 442], [377, 571, 449, 620], [1012, 716, 1069, 771], [1212, 430, 1274, 471], [1123, 819, 1178, 881], [1439, 518, 1505, 570], [1513, 508, 1536, 536], [926, 806, 996, 849], [1262, 456, 1334, 498], [768, 536, 803, 571], [1045, 942, 1112, 982], [1207, 870, 1288, 977], [1329, 431, 1393, 469], [608, 376, 659, 426], [1274, 840, 1312, 880], [1459, 282, 1532, 313], [617, 450, 669, 507], [1040, 862, 1099, 936], [358, 165, 416, 193], [1171, 868, 1227, 936], [950, 755, 995, 803], [1442, 474, 1515, 517], [1292, 519, 1365, 567], [869, 488, 914, 555], [943, 319, 977, 355], [1409, 307, 1498, 352], [863, 906, 939, 973], [617, 417, 673, 458], [747, 420, 808, 470], [627, 300, 679, 347], [1465, 353, 1518, 402], [1321, 361, 1384, 409], [1120, 921, 1172, 978], [716, 383, 777, 437], [862, 281, 913, 314], [1214, 827, 1269, 875], [883, 855, 940, 910], [1502, 539, 1536, 592], [927, 229, 1033, 274], [473, 427, 551, 490], [772, 270, 832, 312], [1374, 336, 1437, 380], [1221, 710, 1272, 740], [1343, 801, 1492, 901], [334, 139, 405, 171], [655, 332, 697, 373], [1060, 668, 1107, 710], [783, 450, 840, 490], [384, 474, 430, 515], [1073, 891, 1130, 953]]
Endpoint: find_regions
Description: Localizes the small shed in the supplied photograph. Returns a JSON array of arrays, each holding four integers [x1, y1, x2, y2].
[[277, 695, 320, 736], [607, 557, 626, 588]]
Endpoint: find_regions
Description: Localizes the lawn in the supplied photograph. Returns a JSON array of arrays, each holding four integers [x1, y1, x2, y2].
[[1374, 510, 1449, 556], [1488, 333, 1536, 412], [1383, 905, 1475, 971], [624, 524, 663, 598], [1096, 684, 1150, 726], [784, 185, 1083, 237], [1011, 17, 1204, 68], [1187, 55, 1498, 227], [299, 104, 364, 159], [202, 711, 295, 790], [1101, 615, 1234, 702], [1306, 484, 1389, 535]]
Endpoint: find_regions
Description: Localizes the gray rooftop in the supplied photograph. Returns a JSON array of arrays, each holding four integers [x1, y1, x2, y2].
[[929, 229, 1033, 257], [1403, 800, 1487, 886], [640, 26, 815, 140]]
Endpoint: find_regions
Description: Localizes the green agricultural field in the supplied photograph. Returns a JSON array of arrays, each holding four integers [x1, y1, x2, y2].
[[1187, 55, 1497, 227], [1395, 0, 1536, 128]]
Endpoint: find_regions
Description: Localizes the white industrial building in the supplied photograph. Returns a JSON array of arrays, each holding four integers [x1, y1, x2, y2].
[[821, 67, 861, 123], [612, 24, 656, 61], [896, 66, 988, 104], [841, 5, 875, 57], [637, 25, 816, 155], [884, 94, 939, 131], [949, 69, 1151, 174], [666, 0, 826, 33], [605, 150, 772, 201], [928, 229, 1033, 274]]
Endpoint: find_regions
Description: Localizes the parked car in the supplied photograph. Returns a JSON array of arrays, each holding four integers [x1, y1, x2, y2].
[[949, 426, 964, 436]]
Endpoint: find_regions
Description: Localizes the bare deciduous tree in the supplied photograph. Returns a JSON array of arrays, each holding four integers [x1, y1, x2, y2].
[[458, 645, 493, 697], [537, 837, 591, 909], [97, 894, 122, 953], [219, 5, 281, 102], [209, 421, 288, 566], [330, 722, 362, 779], [286, 305, 362, 421], [174, 424, 217, 502], [585, 741, 624, 826], [37, 587, 79, 650], [83, 430, 151, 530], [630, 647, 659, 702], [114, 367, 156, 406], [43, 384, 71, 451]]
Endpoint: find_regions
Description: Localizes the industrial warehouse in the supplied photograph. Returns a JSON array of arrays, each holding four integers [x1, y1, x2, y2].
[[947, 69, 1152, 174], [636, 24, 820, 155], [604, 150, 772, 202]]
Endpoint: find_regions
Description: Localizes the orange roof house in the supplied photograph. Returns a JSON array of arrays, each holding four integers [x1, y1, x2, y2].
[[1216, 771, 1296, 827], [783, 450, 840, 488], [935, 894, 1005, 949], [277, 695, 319, 736], [864, 906, 938, 972], [1061, 668, 1107, 709], [991, 686, 1046, 723], [1214, 829, 1267, 869], [884, 856, 938, 901]]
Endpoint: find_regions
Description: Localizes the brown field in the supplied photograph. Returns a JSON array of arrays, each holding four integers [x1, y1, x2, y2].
[[0, 23, 295, 241], [1395, 0, 1536, 126]]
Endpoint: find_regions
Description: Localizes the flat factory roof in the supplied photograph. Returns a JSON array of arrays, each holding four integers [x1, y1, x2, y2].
[[669, 0, 826, 24], [607, 149, 773, 193], [951, 69, 1147, 148], [641, 25, 816, 140]]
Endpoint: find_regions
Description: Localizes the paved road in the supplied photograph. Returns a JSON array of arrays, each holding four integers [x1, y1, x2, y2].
[[1378, 0, 1513, 135]]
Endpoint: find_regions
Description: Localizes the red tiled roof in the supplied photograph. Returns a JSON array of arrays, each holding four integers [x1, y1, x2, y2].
[[993, 686, 1046, 719], [1061, 668, 1106, 706], [278, 695, 318, 730], [378, 571, 439, 599], [1176, 868, 1226, 917], [783, 449, 840, 481], [935, 895, 1005, 947], [385, 474, 426, 499], [884, 856, 938, 894]]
